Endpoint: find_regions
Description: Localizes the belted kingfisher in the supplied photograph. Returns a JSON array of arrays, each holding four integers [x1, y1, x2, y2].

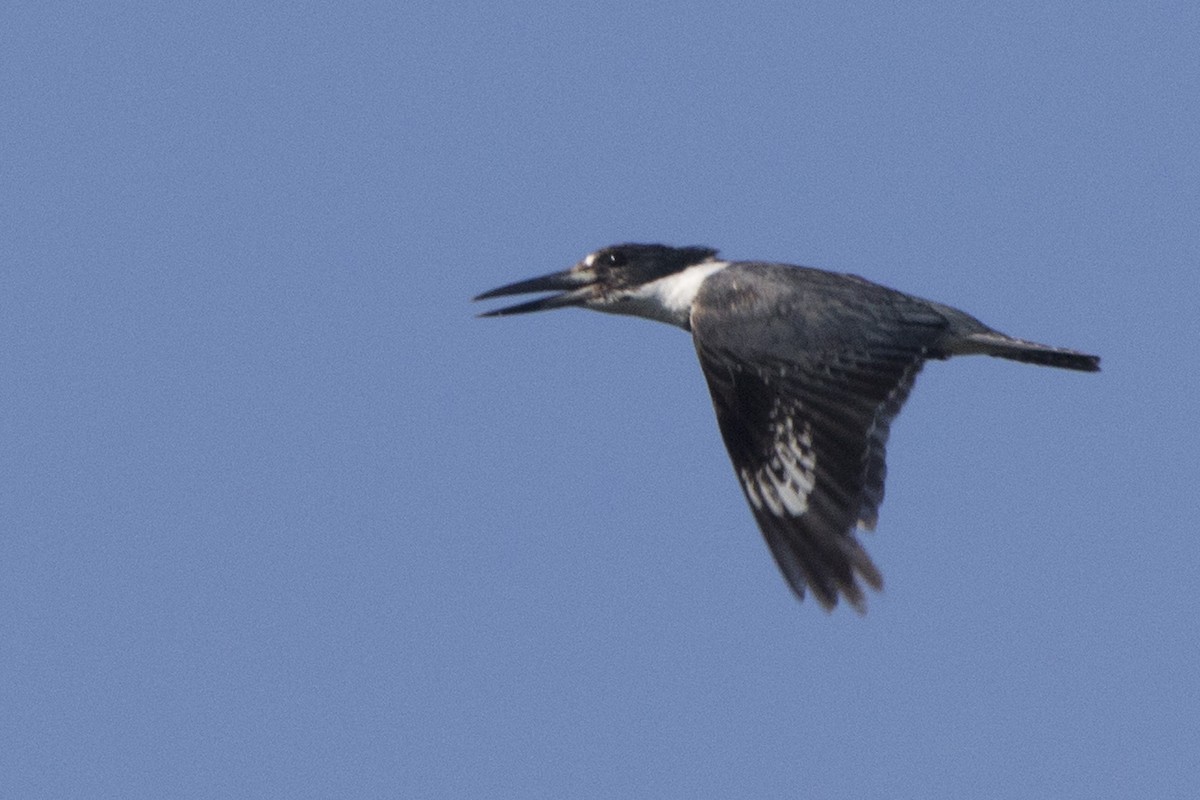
[[475, 243, 1099, 611]]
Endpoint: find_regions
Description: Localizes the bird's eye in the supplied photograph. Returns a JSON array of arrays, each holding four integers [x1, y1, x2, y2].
[[603, 251, 627, 267]]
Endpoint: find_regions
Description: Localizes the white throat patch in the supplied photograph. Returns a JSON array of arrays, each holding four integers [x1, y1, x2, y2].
[[604, 260, 730, 328]]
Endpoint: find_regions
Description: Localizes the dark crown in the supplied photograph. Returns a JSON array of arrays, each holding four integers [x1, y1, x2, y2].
[[591, 243, 719, 287]]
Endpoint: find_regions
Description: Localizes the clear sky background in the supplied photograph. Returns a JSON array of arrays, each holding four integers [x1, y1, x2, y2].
[[3, 3, 1197, 798]]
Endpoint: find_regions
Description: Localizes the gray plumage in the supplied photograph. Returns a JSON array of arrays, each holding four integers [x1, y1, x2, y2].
[[476, 244, 1099, 611]]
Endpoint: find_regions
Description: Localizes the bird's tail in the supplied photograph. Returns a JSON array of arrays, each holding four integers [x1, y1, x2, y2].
[[957, 331, 1101, 372]]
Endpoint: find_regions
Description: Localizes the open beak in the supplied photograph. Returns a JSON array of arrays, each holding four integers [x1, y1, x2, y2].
[[473, 265, 599, 317]]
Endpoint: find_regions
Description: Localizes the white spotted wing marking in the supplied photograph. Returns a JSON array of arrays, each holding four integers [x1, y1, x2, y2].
[[739, 400, 817, 518]]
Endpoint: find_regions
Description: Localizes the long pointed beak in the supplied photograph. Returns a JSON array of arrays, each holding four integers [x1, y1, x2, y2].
[[473, 266, 598, 317]]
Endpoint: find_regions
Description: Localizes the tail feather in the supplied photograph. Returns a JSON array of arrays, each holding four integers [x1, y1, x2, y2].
[[960, 331, 1101, 372]]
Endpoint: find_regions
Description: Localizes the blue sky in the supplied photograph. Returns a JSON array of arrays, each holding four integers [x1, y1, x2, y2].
[[3, 3, 1197, 797]]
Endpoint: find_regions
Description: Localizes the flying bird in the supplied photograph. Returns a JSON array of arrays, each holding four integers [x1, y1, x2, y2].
[[475, 244, 1099, 611]]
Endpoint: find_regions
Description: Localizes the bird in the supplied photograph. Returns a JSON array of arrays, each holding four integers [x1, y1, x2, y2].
[[474, 243, 1100, 611]]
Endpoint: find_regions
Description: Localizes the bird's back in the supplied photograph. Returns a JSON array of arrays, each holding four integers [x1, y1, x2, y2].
[[691, 262, 964, 360]]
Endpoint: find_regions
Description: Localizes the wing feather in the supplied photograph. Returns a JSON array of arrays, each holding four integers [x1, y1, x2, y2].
[[691, 263, 949, 610]]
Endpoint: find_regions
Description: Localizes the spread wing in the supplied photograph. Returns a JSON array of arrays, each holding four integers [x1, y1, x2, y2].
[[690, 264, 949, 611]]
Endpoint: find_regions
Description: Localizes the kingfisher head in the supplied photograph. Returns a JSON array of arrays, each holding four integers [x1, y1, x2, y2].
[[475, 243, 723, 327]]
